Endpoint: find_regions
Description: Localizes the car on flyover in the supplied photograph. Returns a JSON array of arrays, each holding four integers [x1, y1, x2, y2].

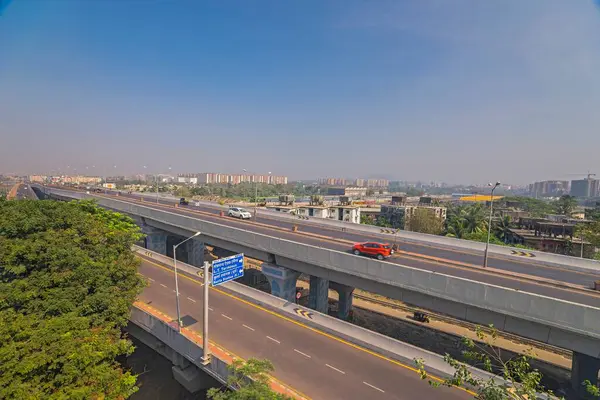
[[228, 207, 252, 219], [352, 242, 394, 260]]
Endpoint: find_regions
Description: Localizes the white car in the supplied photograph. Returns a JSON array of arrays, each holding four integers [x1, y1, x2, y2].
[[228, 207, 252, 219]]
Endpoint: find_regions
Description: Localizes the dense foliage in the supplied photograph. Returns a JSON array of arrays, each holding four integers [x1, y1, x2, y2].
[[207, 358, 294, 400], [0, 199, 145, 399]]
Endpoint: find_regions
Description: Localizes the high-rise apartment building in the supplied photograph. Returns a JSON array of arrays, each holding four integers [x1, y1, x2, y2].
[[529, 180, 569, 197], [571, 178, 600, 198]]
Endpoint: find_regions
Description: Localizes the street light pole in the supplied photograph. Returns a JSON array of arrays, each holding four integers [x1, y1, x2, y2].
[[201, 260, 211, 365], [483, 182, 501, 268], [172, 232, 201, 332]]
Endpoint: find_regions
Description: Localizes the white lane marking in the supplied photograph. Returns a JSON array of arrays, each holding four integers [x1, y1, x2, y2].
[[243, 324, 255, 331], [160, 283, 168, 288], [326, 364, 345, 374], [363, 382, 385, 393], [147, 278, 155, 282], [187, 297, 196, 303], [266, 336, 280, 344], [172, 289, 176, 293], [221, 313, 233, 320], [294, 349, 311, 359], [208, 307, 214, 311]]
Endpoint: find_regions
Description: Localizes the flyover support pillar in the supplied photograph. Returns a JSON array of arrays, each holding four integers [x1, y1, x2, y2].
[[182, 239, 205, 267], [308, 276, 330, 314], [143, 227, 168, 255], [260, 263, 300, 303], [571, 351, 600, 399], [330, 281, 355, 320]]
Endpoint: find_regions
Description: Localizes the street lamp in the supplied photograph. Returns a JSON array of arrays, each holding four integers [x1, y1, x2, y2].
[[172, 231, 201, 332], [483, 181, 501, 268]]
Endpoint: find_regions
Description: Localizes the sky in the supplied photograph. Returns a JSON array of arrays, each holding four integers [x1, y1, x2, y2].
[[1, 0, 599, 185]]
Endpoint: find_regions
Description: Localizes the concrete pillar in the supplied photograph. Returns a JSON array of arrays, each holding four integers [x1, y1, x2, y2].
[[182, 239, 204, 267], [330, 281, 355, 320], [308, 276, 329, 314], [571, 351, 600, 399], [172, 364, 219, 393], [261, 263, 300, 302], [143, 227, 168, 255]]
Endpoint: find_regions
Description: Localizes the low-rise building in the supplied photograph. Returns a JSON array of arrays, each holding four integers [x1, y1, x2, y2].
[[295, 204, 361, 223], [326, 187, 368, 197]]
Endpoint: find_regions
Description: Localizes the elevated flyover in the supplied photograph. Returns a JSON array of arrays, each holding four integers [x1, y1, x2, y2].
[[61, 187, 600, 286], [43, 187, 600, 395]]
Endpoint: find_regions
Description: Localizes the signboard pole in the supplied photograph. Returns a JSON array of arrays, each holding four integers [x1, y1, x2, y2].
[[201, 261, 211, 365]]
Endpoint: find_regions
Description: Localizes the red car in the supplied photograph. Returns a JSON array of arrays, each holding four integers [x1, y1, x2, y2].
[[352, 242, 394, 260]]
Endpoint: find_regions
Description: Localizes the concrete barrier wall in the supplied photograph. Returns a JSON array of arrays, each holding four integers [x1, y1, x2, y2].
[[129, 305, 231, 384], [132, 245, 500, 383]]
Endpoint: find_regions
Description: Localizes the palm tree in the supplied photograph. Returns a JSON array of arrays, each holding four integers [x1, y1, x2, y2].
[[494, 215, 512, 243]]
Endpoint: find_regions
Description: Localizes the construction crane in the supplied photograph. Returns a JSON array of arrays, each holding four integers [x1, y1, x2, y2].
[[566, 172, 596, 180]]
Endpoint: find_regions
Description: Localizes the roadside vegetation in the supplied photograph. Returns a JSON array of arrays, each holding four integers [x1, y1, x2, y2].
[[207, 358, 293, 400], [0, 198, 145, 399], [415, 325, 599, 400]]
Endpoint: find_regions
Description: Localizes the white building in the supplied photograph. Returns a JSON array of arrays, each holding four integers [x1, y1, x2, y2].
[[296, 205, 361, 223]]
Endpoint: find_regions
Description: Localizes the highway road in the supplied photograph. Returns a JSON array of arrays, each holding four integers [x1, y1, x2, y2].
[[103, 190, 600, 287], [61, 189, 600, 309], [10, 183, 39, 200], [137, 255, 472, 400]]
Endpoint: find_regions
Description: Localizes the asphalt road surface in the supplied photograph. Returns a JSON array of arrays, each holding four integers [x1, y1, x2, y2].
[[13, 183, 39, 200], [137, 256, 472, 400]]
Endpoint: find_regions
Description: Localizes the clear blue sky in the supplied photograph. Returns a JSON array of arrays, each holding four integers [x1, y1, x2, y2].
[[1, 0, 599, 184]]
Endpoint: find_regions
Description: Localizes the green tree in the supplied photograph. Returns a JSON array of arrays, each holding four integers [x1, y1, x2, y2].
[[175, 185, 192, 198], [575, 221, 600, 260], [0, 199, 145, 399], [445, 204, 487, 239], [406, 208, 444, 235], [415, 325, 598, 400], [207, 358, 293, 400], [493, 216, 513, 243], [554, 195, 578, 216]]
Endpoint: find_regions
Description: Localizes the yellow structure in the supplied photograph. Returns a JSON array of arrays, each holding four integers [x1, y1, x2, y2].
[[459, 194, 504, 202]]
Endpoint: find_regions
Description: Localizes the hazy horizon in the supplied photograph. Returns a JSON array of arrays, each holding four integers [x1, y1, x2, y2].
[[1, 1, 599, 185]]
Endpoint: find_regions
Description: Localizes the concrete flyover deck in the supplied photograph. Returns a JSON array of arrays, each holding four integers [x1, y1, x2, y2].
[[45, 189, 600, 357], [135, 254, 472, 400], [51, 186, 600, 286]]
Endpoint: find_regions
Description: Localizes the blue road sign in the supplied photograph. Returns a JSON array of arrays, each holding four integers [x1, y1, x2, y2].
[[212, 253, 244, 286]]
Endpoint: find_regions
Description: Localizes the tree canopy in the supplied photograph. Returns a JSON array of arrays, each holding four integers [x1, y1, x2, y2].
[[0, 199, 145, 399], [207, 358, 294, 400]]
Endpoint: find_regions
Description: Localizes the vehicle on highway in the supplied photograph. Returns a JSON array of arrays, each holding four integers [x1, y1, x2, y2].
[[179, 197, 189, 206], [228, 207, 252, 219], [352, 242, 394, 260]]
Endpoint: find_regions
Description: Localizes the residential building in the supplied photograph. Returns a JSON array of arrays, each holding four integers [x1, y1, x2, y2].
[[571, 177, 600, 198], [28, 175, 47, 183], [182, 172, 287, 186], [529, 180, 569, 197], [366, 179, 389, 188]]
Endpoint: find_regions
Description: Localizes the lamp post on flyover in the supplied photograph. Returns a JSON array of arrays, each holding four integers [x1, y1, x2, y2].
[[483, 181, 501, 268], [172, 232, 201, 332], [201, 259, 210, 365]]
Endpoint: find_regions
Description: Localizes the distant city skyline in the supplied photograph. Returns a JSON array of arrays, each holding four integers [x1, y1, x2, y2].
[[1, 1, 599, 184]]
